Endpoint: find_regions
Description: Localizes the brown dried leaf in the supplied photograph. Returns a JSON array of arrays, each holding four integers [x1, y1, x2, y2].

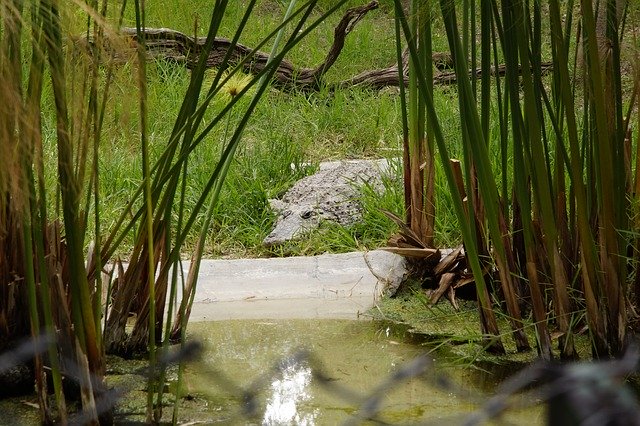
[[433, 245, 463, 276], [446, 286, 459, 310], [429, 272, 456, 305], [380, 209, 426, 248], [381, 247, 439, 259]]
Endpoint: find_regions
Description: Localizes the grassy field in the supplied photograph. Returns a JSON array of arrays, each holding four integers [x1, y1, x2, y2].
[[48, 1, 638, 260], [41, 0, 464, 259]]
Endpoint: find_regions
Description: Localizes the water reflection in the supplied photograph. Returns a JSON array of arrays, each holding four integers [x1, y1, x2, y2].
[[262, 362, 317, 425], [185, 319, 544, 425]]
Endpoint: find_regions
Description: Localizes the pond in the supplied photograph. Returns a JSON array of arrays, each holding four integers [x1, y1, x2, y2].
[[0, 319, 544, 425], [170, 319, 543, 425]]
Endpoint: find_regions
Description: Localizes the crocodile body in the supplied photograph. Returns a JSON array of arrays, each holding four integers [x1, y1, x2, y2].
[[263, 159, 389, 246]]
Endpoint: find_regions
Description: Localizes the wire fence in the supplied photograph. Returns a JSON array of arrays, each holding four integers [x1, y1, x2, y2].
[[1, 335, 639, 425]]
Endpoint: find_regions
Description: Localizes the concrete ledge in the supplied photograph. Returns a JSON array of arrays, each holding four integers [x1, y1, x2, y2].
[[187, 250, 406, 321]]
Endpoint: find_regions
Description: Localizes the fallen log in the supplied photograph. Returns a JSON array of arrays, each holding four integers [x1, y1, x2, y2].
[[116, 1, 381, 92], [86, 0, 553, 92]]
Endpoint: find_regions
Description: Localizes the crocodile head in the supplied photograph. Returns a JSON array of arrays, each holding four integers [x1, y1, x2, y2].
[[263, 202, 322, 247]]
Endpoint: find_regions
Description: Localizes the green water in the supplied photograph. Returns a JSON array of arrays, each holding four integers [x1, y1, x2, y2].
[[178, 319, 543, 425], [0, 319, 544, 424]]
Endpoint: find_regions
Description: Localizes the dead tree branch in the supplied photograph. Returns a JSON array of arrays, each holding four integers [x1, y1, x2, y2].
[[99, 1, 552, 92], [117, 1, 380, 92]]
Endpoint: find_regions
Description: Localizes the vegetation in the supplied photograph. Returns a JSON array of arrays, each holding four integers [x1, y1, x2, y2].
[[36, 2, 412, 260], [393, 0, 639, 360], [1, 0, 639, 423], [13, 1, 475, 262], [1, 0, 368, 422]]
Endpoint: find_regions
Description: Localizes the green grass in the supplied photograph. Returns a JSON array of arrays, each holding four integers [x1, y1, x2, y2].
[[46, 0, 638, 261], [44, 0, 537, 259], [36, 0, 467, 259]]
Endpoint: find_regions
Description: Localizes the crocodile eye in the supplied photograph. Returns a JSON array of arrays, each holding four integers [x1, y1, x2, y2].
[[300, 210, 315, 219]]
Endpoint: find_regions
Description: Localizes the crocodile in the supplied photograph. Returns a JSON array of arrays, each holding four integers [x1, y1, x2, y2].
[[263, 159, 391, 247]]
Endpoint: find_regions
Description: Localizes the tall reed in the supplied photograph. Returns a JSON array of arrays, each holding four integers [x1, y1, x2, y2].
[[1, 0, 113, 421], [394, 0, 638, 359], [0, 0, 349, 422]]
